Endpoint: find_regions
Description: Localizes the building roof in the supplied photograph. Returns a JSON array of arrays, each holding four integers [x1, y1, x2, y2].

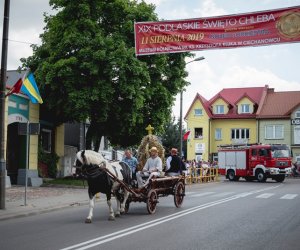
[[257, 90, 300, 118], [6, 70, 27, 88], [185, 85, 268, 120]]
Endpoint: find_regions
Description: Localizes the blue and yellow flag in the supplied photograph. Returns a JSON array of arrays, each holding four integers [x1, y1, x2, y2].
[[20, 73, 43, 104]]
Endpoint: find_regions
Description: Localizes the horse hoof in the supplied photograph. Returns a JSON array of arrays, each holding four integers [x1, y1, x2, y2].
[[115, 213, 120, 217], [85, 218, 92, 223], [108, 216, 115, 221], [120, 211, 125, 215]]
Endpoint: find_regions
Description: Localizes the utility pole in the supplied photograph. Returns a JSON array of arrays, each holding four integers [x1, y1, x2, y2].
[[179, 56, 205, 159], [0, 0, 10, 209]]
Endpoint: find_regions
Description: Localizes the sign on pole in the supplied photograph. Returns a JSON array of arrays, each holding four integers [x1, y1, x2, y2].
[[134, 5, 300, 56]]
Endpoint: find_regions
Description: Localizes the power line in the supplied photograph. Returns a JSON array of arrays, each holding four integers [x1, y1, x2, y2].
[[8, 39, 38, 45]]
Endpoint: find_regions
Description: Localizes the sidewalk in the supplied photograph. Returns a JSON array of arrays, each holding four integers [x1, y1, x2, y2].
[[0, 185, 91, 221]]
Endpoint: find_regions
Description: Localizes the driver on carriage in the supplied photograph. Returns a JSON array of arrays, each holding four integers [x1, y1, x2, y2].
[[136, 146, 163, 188]]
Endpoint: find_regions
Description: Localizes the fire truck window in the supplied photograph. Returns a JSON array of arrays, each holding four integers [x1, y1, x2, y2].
[[259, 149, 267, 156], [252, 149, 257, 156]]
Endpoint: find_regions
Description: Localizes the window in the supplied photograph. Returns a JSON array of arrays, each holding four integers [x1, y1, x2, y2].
[[194, 128, 203, 139], [265, 125, 284, 139], [295, 111, 300, 118], [241, 104, 250, 113], [41, 129, 52, 152], [194, 109, 203, 116], [215, 105, 224, 114], [215, 128, 222, 140], [231, 128, 250, 139]]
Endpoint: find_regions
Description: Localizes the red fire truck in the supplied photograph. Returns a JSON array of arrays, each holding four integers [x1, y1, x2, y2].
[[218, 144, 292, 182]]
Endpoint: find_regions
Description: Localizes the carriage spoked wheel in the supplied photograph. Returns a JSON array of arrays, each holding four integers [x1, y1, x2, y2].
[[146, 189, 158, 214], [174, 181, 185, 208]]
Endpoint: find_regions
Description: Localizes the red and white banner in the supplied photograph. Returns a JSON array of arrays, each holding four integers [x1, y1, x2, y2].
[[134, 6, 300, 56]]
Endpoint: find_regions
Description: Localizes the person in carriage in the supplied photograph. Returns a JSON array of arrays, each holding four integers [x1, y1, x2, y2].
[[136, 146, 163, 188], [165, 148, 187, 176], [122, 149, 138, 179]]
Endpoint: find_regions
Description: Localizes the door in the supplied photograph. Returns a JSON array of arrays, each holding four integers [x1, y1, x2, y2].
[[6, 123, 26, 184]]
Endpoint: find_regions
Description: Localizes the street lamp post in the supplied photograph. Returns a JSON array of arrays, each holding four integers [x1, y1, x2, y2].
[[179, 56, 205, 159]]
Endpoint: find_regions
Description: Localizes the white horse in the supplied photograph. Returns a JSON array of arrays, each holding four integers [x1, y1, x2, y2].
[[74, 150, 131, 222]]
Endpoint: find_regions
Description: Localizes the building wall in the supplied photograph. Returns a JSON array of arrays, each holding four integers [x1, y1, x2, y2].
[[236, 97, 254, 114], [28, 103, 39, 170], [211, 99, 229, 114], [185, 99, 210, 161], [210, 119, 257, 154], [258, 119, 291, 145]]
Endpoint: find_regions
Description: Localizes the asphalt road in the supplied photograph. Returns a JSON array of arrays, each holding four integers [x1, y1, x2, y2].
[[1, 178, 300, 250]]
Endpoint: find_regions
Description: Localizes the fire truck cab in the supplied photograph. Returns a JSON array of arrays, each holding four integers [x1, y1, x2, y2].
[[218, 144, 292, 182]]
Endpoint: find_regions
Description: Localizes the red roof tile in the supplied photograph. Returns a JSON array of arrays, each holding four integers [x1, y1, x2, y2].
[[257, 91, 300, 118]]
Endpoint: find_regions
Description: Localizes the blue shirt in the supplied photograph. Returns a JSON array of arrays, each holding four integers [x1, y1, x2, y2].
[[122, 156, 138, 173]]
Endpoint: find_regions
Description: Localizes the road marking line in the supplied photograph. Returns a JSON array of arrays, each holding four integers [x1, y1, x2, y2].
[[280, 194, 298, 200], [60, 184, 282, 250], [211, 192, 235, 197], [190, 192, 215, 197], [256, 193, 274, 199]]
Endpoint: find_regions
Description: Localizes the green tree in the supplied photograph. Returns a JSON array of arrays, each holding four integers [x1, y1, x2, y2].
[[160, 117, 187, 157], [22, 0, 191, 149]]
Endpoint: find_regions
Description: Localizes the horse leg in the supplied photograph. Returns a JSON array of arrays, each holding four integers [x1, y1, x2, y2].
[[85, 194, 95, 223], [120, 190, 129, 215], [115, 197, 121, 217], [107, 193, 115, 221]]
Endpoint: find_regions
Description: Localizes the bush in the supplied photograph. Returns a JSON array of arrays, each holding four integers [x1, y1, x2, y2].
[[38, 148, 59, 178]]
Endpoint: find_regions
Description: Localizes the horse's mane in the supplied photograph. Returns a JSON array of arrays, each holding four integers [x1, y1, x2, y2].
[[77, 150, 107, 166]]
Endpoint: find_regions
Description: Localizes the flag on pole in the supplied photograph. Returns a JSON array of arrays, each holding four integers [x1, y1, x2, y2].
[[183, 130, 191, 141], [6, 72, 43, 104]]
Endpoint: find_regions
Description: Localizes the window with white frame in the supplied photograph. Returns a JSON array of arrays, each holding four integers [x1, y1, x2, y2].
[[194, 109, 203, 116], [215, 128, 222, 140], [295, 110, 300, 118], [265, 125, 284, 139], [41, 129, 52, 152], [241, 104, 250, 113], [215, 105, 224, 114], [231, 128, 250, 139]]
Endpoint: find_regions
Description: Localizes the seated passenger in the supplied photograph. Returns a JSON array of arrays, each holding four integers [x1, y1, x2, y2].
[[122, 149, 138, 179], [136, 146, 162, 188], [165, 148, 186, 176]]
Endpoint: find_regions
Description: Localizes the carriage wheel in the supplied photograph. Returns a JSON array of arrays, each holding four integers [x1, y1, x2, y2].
[[146, 189, 158, 214], [174, 181, 185, 208]]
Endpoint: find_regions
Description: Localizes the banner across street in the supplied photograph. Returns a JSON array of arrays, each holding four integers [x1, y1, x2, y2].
[[134, 5, 300, 56]]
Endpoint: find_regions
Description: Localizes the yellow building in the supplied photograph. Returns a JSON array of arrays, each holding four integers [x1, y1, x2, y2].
[[184, 86, 268, 162]]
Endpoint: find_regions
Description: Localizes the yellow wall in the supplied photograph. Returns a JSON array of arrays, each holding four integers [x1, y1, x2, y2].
[[28, 103, 39, 170], [55, 124, 65, 171], [210, 119, 257, 153], [211, 98, 229, 114], [236, 97, 254, 114], [185, 97, 257, 161], [186, 99, 210, 161]]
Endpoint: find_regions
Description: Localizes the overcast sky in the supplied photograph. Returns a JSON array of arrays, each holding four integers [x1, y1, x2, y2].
[[1, 0, 300, 123]]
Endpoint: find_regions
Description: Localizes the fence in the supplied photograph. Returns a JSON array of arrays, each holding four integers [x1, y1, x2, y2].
[[185, 167, 219, 184]]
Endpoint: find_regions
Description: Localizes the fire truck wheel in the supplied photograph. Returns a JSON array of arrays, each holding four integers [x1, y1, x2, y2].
[[255, 169, 267, 182], [227, 170, 236, 181]]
